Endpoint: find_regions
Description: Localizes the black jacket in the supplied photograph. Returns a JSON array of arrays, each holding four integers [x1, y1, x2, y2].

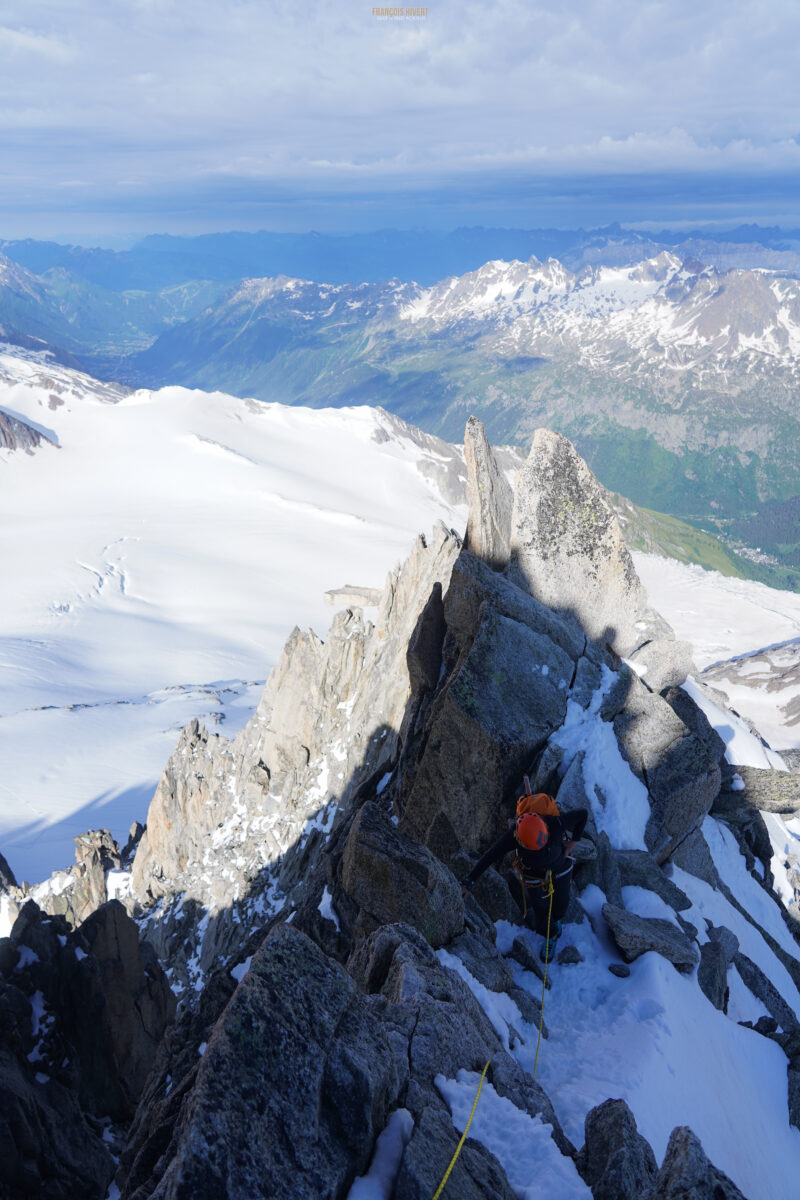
[[464, 808, 588, 889]]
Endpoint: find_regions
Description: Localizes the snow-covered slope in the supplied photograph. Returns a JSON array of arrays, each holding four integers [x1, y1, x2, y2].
[[0, 347, 467, 882], [634, 552, 800, 752]]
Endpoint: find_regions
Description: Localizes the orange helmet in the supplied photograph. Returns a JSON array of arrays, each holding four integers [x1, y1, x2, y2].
[[515, 813, 549, 850]]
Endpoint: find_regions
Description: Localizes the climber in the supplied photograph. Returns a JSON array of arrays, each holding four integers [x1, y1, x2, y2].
[[460, 788, 588, 962]]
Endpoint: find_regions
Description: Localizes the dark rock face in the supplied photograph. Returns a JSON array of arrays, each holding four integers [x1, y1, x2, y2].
[[0, 900, 174, 1199], [400, 559, 575, 862], [578, 1098, 658, 1199], [136, 924, 401, 1200], [602, 904, 700, 972], [341, 801, 463, 948], [0, 1047, 114, 1200], [72, 901, 177, 1116], [406, 581, 446, 693], [648, 1125, 747, 1199], [123, 921, 573, 1200], [788, 1062, 800, 1132]]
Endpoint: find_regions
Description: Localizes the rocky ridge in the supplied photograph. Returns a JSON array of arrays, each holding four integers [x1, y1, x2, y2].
[[2, 419, 800, 1197]]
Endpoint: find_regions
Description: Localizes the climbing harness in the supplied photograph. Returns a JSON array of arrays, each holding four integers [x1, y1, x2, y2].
[[532, 872, 555, 1083], [431, 1059, 491, 1200]]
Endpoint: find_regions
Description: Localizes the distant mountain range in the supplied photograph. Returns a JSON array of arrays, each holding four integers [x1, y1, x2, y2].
[[4, 221, 800, 291], [2, 227, 800, 587], [113, 254, 800, 585]]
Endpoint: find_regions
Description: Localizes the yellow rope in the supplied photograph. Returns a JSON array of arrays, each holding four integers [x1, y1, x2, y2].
[[431, 873, 554, 1196], [431, 1060, 491, 1200], [532, 872, 555, 1083]]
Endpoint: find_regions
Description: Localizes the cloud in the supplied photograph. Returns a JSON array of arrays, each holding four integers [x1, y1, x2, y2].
[[0, 25, 74, 62], [0, 0, 799, 233]]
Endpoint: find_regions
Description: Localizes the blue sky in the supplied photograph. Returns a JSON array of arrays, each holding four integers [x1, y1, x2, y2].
[[2, 0, 800, 242]]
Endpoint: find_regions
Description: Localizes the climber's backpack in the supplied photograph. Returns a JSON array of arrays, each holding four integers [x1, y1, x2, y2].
[[516, 791, 559, 819]]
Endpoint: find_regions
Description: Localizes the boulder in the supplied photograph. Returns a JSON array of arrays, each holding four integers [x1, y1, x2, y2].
[[508, 934, 551, 989], [446, 929, 514, 994], [697, 941, 729, 1011], [578, 1098, 658, 1200], [614, 850, 692, 912], [463, 415, 514, 569], [453, 858, 520, 926], [394, 1104, 517, 1200], [648, 1126, 747, 1199], [557, 945, 583, 965], [507, 428, 671, 656], [601, 903, 699, 972], [661, 686, 727, 767], [626, 639, 696, 693], [613, 675, 721, 862], [733, 951, 799, 1032], [667, 826, 720, 886], [731, 766, 800, 816], [706, 924, 739, 965], [711, 787, 773, 878], [578, 832, 622, 906], [341, 802, 463, 948]]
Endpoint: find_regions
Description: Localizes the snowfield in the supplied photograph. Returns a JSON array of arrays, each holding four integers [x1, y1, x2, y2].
[[0, 349, 466, 882]]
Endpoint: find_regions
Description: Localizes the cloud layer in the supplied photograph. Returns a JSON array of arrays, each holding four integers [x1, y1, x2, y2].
[[1, 0, 798, 236]]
